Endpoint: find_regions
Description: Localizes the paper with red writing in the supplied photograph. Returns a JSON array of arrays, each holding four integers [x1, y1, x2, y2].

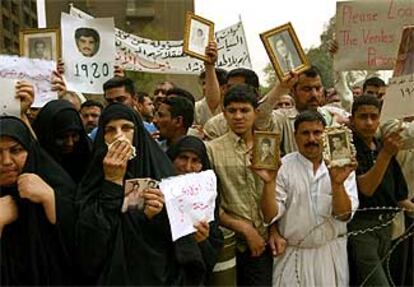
[[159, 170, 217, 241], [335, 0, 414, 71]]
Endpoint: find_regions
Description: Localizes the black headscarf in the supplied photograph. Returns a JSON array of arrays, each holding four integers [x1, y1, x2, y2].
[[167, 136, 224, 279], [32, 100, 92, 182], [0, 116, 76, 285], [167, 135, 211, 170], [76, 103, 207, 285]]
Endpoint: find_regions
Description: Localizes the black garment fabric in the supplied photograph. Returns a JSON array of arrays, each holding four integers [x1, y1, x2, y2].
[[32, 100, 92, 182], [0, 116, 76, 285], [167, 136, 224, 280], [76, 103, 207, 285], [353, 134, 408, 211]]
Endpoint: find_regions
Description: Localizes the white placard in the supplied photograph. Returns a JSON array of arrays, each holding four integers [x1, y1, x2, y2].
[[0, 78, 19, 117], [381, 74, 414, 122], [335, 0, 414, 71], [0, 55, 56, 108], [159, 170, 217, 242], [70, 6, 251, 74], [61, 13, 115, 94]]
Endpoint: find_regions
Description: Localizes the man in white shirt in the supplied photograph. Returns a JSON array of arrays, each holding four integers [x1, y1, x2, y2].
[[256, 110, 359, 286]]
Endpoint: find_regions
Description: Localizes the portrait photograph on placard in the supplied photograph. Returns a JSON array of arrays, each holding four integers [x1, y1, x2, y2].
[[393, 26, 414, 77], [260, 23, 309, 82], [322, 126, 356, 168], [19, 28, 60, 62], [252, 131, 280, 170], [61, 13, 115, 94], [183, 12, 214, 62]]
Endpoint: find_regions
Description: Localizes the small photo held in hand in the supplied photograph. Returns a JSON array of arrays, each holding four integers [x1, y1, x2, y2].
[[260, 22, 309, 82], [322, 125, 356, 168], [183, 11, 214, 61], [122, 178, 159, 213], [252, 131, 280, 170]]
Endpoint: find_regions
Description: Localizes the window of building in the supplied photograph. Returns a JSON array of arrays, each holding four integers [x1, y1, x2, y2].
[[23, 12, 30, 26], [4, 36, 11, 50], [13, 22, 19, 35], [11, 2, 18, 15], [2, 0, 10, 10], [2, 15, 10, 31]]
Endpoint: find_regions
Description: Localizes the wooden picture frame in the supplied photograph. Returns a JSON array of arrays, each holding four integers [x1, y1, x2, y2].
[[393, 25, 414, 77], [322, 125, 356, 168], [19, 28, 60, 62], [260, 22, 309, 82], [252, 131, 280, 170], [183, 11, 214, 62]]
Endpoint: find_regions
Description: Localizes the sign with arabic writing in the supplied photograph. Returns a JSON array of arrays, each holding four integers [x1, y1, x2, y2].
[[381, 74, 414, 122], [0, 55, 56, 108], [159, 170, 217, 241], [70, 6, 251, 74]]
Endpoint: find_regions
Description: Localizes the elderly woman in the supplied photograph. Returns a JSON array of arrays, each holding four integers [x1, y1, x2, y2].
[[76, 103, 206, 285], [0, 116, 76, 285], [167, 136, 224, 283]]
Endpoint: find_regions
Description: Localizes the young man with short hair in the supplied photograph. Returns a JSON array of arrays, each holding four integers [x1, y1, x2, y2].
[[206, 84, 272, 286], [362, 77, 386, 103], [136, 91, 156, 134], [80, 100, 103, 133], [153, 96, 194, 152], [347, 95, 411, 286]]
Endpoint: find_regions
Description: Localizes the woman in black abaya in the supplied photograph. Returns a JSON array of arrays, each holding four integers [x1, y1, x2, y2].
[[0, 116, 76, 285], [76, 103, 206, 285], [167, 136, 224, 281], [32, 99, 92, 183]]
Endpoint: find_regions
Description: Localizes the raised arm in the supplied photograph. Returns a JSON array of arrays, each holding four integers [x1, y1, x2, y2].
[[203, 41, 221, 112]]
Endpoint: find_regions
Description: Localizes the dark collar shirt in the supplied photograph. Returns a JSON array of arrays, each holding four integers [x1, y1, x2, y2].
[[353, 134, 408, 211]]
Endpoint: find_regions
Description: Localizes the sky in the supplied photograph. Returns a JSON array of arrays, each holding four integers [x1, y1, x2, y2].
[[195, 0, 338, 82]]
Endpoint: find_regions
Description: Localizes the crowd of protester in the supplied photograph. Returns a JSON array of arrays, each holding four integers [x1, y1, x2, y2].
[[0, 29, 413, 287]]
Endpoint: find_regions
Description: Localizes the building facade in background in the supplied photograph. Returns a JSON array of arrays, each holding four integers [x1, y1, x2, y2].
[[0, 0, 38, 54]]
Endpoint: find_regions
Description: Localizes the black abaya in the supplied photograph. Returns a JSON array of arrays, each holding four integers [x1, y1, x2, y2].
[[0, 116, 76, 285], [76, 103, 207, 285]]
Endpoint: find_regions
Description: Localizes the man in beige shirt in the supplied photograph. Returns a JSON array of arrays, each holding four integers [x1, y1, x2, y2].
[[206, 84, 272, 286]]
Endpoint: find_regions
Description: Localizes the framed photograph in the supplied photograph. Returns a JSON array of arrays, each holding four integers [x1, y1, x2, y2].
[[322, 125, 356, 168], [183, 11, 214, 61], [260, 22, 309, 82], [393, 25, 414, 77], [19, 28, 60, 62], [252, 131, 280, 170]]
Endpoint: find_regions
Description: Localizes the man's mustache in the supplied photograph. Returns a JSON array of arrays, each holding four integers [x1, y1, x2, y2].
[[304, 142, 319, 148]]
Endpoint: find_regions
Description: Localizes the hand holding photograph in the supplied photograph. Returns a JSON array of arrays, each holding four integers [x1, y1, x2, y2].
[[183, 11, 214, 62], [122, 178, 159, 213], [252, 131, 280, 170], [260, 22, 309, 82], [322, 125, 356, 168]]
